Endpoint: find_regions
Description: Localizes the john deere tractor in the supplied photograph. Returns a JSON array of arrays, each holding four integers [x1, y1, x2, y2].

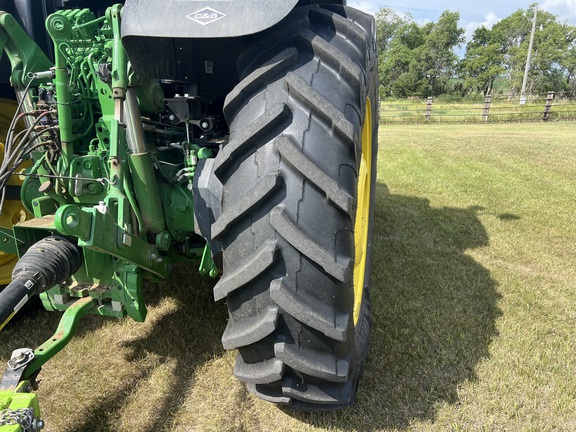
[[0, 0, 378, 428]]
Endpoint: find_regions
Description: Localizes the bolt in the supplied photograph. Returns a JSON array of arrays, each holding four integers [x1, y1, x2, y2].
[[150, 253, 163, 263], [39, 181, 52, 193], [122, 233, 132, 246], [53, 19, 64, 31], [13, 352, 26, 363]]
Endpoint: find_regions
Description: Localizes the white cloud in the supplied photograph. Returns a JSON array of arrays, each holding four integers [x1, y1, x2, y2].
[[464, 11, 501, 41], [347, 1, 382, 16], [541, 0, 576, 21], [483, 11, 501, 28]]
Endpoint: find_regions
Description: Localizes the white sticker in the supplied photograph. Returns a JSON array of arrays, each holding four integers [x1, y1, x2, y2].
[[205, 61, 213, 74]]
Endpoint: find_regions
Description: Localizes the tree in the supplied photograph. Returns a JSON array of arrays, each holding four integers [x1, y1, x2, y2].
[[375, 7, 408, 54], [379, 20, 427, 96], [489, 4, 576, 96], [561, 41, 576, 93], [423, 11, 465, 95], [376, 4, 576, 98], [460, 27, 505, 95], [376, 8, 464, 98]]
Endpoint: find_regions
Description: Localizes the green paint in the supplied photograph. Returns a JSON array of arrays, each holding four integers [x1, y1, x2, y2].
[[199, 244, 219, 278], [0, 228, 17, 255], [2, 3, 212, 330], [128, 152, 165, 234], [0, 13, 52, 89], [25, 297, 96, 378], [0, 383, 40, 432]]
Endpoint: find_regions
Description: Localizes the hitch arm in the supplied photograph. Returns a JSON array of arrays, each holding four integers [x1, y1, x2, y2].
[[1, 296, 96, 390], [0, 297, 95, 432], [25, 296, 97, 379]]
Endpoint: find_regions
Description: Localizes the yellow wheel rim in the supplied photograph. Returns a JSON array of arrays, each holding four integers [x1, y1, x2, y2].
[[0, 99, 30, 285], [353, 97, 373, 325]]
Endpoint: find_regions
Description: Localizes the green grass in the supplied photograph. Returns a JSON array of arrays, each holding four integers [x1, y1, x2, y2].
[[1, 122, 576, 430]]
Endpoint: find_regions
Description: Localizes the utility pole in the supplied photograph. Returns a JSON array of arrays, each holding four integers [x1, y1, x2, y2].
[[520, 3, 538, 105]]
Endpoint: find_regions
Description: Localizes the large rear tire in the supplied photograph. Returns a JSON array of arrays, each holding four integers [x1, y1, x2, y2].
[[212, 5, 378, 410]]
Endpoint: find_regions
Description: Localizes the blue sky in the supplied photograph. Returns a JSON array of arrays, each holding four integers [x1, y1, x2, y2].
[[348, 1, 576, 40]]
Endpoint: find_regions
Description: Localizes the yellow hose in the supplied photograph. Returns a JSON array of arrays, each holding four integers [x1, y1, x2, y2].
[[0, 99, 31, 284]]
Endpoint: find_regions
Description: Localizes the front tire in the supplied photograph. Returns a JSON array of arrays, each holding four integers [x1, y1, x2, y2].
[[212, 5, 378, 410]]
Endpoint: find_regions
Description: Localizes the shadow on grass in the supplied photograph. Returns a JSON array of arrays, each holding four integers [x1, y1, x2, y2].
[[0, 296, 109, 361], [66, 265, 226, 432], [0, 181, 501, 431], [0, 263, 224, 432], [292, 182, 502, 429]]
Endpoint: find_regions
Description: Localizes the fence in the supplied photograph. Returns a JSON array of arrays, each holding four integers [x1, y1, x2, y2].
[[380, 92, 576, 124]]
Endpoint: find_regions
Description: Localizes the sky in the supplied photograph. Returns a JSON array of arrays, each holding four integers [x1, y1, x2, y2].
[[348, 0, 576, 41]]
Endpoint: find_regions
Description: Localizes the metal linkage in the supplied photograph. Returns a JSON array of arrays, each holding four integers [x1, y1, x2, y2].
[[24, 297, 96, 378], [0, 381, 42, 432], [0, 297, 96, 392], [0, 408, 35, 432], [0, 298, 95, 431]]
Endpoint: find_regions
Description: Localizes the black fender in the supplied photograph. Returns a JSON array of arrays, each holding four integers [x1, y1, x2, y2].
[[121, 0, 300, 39]]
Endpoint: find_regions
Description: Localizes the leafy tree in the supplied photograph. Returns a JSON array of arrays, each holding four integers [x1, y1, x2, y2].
[[423, 11, 465, 95], [560, 41, 576, 93], [377, 9, 464, 98], [376, 4, 576, 98], [380, 20, 426, 96], [375, 7, 407, 54], [489, 4, 576, 96], [460, 27, 505, 95]]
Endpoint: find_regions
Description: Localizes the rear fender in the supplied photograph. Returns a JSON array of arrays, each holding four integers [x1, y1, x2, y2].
[[121, 0, 300, 39]]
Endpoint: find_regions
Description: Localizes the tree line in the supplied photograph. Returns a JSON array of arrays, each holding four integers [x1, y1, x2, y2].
[[376, 4, 576, 98]]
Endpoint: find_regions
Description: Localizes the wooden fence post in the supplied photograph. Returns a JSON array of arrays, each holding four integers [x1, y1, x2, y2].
[[425, 97, 433, 121], [483, 94, 492, 122], [543, 91, 554, 121]]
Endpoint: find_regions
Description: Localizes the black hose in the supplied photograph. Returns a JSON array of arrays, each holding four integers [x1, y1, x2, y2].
[[0, 236, 82, 330]]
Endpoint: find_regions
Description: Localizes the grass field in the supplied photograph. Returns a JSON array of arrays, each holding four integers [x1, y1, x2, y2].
[[1, 122, 576, 431]]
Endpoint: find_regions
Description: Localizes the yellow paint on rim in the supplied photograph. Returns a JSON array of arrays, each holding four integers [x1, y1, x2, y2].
[[0, 99, 31, 285], [353, 97, 372, 325]]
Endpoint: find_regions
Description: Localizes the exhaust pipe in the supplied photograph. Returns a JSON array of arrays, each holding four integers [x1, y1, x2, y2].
[[0, 236, 82, 330]]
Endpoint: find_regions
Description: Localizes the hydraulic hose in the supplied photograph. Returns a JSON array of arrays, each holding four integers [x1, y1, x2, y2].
[[0, 236, 82, 330]]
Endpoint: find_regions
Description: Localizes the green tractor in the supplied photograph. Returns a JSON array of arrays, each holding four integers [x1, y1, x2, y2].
[[0, 0, 378, 428]]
